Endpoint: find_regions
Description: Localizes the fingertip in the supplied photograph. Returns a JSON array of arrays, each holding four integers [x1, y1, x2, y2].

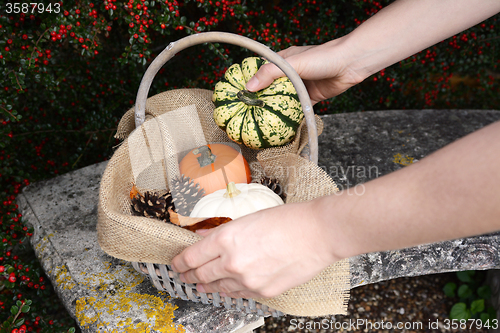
[[170, 259, 179, 272], [197, 284, 206, 293]]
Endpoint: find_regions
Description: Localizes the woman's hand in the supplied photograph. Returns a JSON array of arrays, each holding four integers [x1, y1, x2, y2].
[[246, 38, 365, 105], [171, 200, 338, 299]]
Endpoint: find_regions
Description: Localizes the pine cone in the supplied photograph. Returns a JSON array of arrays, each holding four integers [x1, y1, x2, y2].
[[259, 176, 286, 201], [131, 188, 175, 223], [170, 175, 205, 216]]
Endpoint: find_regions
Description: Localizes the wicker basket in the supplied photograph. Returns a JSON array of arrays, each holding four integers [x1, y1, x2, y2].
[[98, 32, 349, 318]]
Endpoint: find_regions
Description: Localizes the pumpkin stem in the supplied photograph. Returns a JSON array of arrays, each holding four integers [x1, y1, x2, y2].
[[237, 90, 265, 107], [193, 145, 216, 167], [223, 182, 241, 198]]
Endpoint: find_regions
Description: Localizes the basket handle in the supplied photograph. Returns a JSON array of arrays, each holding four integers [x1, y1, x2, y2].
[[134, 32, 318, 165]]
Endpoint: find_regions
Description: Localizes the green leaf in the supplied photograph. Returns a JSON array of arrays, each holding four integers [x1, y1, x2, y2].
[[458, 284, 473, 299], [443, 282, 457, 298], [457, 270, 475, 283], [450, 302, 471, 320], [68, 328, 76, 333], [14, 318, 25, 327], [477, 285, 491, 299], [21, 305, 30, 313], [471, 299, 485, 314], [487, 305, 496, 319], [480, 312, 491, 323]]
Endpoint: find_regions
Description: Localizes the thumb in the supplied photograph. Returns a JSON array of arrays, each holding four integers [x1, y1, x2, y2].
[[246, 62, 285, 92]]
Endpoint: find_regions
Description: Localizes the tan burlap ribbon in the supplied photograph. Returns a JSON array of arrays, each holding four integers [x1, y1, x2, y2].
[[97, 88, 350, 316]]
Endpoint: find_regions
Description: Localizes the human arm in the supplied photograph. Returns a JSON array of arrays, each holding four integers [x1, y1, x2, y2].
[[246, 0, 500, 104], [171, 119, 500, 299], [170, 0, 500, 299]]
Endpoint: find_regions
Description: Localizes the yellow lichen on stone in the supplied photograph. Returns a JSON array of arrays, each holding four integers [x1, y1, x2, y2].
[[76, 292, 184, 333], [393, 153, 414, 166], [35, 235, 50, 254], [75, 297, 97, 327], [129, 293, 184, 333], [74, 261, 182, 332]]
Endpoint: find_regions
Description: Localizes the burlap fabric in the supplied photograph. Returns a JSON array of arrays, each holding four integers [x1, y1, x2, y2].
[[97, 88, 350, 316]]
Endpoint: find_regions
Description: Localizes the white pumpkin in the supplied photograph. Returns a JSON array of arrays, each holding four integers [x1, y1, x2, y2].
[[190, 182, 284, 220]]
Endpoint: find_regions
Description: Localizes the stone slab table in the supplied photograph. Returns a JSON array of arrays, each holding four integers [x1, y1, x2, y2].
[[18, 109, 500, 332], [318, 109, 500, 287]]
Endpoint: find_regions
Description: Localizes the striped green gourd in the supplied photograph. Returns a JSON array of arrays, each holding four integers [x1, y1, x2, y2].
[[212, 57, 304, 149]]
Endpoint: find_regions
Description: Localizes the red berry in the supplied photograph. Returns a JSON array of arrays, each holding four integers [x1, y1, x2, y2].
[[0, 265, 4, 272], [9, 275, 16, 283]]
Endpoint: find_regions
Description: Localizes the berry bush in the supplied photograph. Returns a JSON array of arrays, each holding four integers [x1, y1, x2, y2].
[[0, 0, 498, 331]]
